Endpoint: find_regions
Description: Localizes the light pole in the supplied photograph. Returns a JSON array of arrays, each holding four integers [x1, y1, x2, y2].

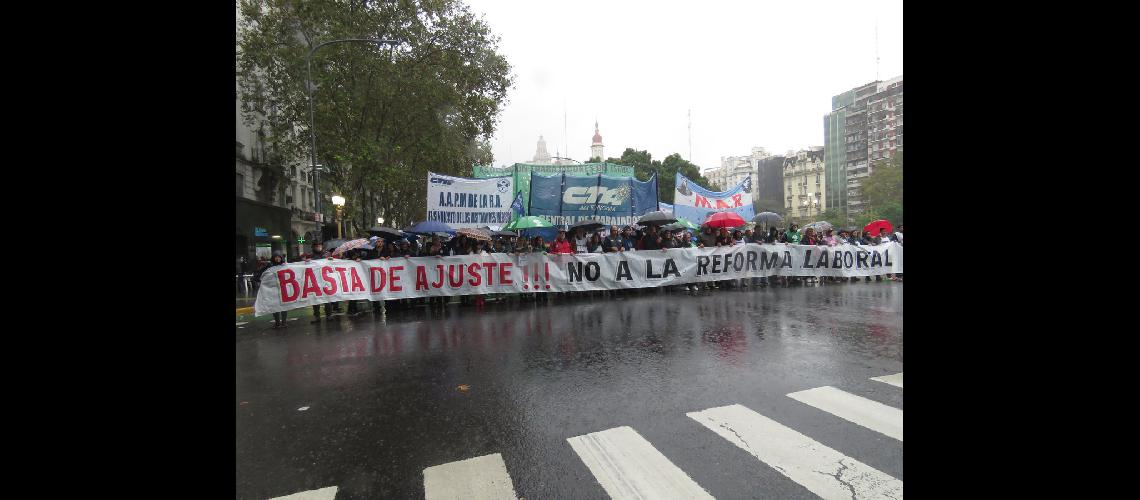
[[332, 195, 346, 238], [306, 38, 399, 244]]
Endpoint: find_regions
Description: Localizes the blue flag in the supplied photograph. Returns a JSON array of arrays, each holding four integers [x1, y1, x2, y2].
[[510, 190, 525, 219]]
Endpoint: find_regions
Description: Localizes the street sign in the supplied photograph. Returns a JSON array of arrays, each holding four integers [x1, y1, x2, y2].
[[254, 227, 268, 237]]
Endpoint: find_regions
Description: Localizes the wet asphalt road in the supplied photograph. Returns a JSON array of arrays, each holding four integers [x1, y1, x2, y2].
[[236, 282, 903, 499]]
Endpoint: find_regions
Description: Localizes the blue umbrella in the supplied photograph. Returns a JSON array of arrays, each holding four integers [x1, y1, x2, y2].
[[406, 220, 454, 234]]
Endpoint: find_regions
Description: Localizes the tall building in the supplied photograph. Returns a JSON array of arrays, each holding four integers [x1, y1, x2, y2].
[[782, 147, 826, 223], [237, 5, 317, 263], [823, 75, 903, 220], [707, 148, 763, 191], [754, 151, 786, 214], [591, 121, 604, 161], [532, 135, 552, 163]]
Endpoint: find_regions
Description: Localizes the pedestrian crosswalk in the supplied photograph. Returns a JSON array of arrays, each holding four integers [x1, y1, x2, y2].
[[687, 404, 902, 499], [267, 486, 337, 500], [787, 386, 903, 441], [423, 453, 518, 500], [268, 372, 903, 499], [567, 426, 714, 500], [870, 372, 903, 388]]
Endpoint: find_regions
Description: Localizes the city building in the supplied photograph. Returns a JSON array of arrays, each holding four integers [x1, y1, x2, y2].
[[823, 75, 903, 220], [236, 6, 319, 264], [707, 148, 764, 192], [529, 135, 576, 165], [782, 147, 826, 223], [702, 147, 784, 213]]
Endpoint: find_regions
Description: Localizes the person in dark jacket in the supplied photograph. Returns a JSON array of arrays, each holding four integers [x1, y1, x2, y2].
[[640, 225, 663, 250], [305, 242, 335, 322], [765, 227, 779, 243], [604, 226, 624, 252], [264, 254, 289, 328]]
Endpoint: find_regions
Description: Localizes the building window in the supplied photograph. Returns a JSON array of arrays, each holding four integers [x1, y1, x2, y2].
[[236, 173, 244, 196]]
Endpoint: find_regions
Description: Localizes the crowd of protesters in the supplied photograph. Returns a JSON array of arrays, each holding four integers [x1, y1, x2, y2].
[[250, 223, 903, 328]]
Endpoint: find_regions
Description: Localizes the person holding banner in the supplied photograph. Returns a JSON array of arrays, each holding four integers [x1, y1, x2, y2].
[[572, 227, 590, 254], [530, 236, 547, 253], [620, 227, 636, 250], [604, 226, 624, 252], [264, 254, 289, 328], [306, 241, 335, 322], [550, 230, 573, 254], [784, 224, 802, 244], [586, 233, 604, 253]]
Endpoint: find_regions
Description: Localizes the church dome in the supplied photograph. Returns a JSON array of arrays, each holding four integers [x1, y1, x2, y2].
[[592, 121, 603, 144]]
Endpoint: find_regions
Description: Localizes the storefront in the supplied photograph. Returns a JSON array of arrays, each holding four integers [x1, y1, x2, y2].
[[236, 197, 295, 264]]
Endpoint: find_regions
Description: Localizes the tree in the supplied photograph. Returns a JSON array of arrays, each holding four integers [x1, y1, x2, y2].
[[816, 208, 845, 226], [605, 149, 712, 204], [238, 0, 514, 234], [858, 151, 903, 226]]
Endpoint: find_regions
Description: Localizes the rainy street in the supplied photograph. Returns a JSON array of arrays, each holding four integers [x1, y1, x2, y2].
[[236, 283, 904, 499]]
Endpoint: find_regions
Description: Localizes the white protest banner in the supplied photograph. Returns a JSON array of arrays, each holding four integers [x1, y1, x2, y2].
[[426, 172, 514, 228], [254, 243, 903, 316]]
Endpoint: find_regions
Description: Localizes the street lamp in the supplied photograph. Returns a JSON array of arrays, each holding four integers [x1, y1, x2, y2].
[[306, 38, 400, 244], [331, 195, 346, 238]]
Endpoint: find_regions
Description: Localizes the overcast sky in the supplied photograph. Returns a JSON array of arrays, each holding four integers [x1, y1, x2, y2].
[[464, 0, 902, 172]]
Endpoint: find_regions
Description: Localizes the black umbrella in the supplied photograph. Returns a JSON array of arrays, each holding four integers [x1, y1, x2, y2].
[[569, 219, 606, 233], [368, 226, 405, 240], [637, 211, 677, 226]]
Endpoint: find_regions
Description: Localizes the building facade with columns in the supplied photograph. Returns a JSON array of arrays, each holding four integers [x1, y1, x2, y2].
[[782, 147, 826, 223]]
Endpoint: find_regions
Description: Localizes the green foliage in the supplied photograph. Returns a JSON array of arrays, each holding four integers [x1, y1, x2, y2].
[[606, 149, 712, 204], [857, 151, 903, 226], [237, 0, 514, 234], [816, 208, 844, 225]]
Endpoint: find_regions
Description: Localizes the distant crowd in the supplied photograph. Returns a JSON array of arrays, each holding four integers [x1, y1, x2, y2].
[[244, 223, 903, 328]]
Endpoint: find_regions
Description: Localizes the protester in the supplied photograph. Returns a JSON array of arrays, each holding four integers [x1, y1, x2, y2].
[[531, 236, 547, 253], [587, 232, 604, 253], [765, 226, 779, 243], [549, 230, 573, 254], [604, 226, 624, 252], [837, 229, 851, 245], [620, 227, 636, 250], [302, 242, 334, 322], [698, 226, 718, 248], [640, 225, 663, 250], [822, 228, 839, 246], [801, 227, 820, 245], [716, 228, 733, 246], [573, 227, 589, 254], [263, 254, 289, 328], [892, 224, 904, 245], [784, 224, 802, 244]]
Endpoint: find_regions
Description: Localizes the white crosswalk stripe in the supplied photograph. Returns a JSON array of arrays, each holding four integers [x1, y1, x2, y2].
[[268, 486, 338, 500], [262, 377, 905, 499], [787, 386, 903, 441], [423, 453, 518, 500], [870, 372, 903, 388], [567, 426, 714, 500], [687, 404, 903, 499]]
